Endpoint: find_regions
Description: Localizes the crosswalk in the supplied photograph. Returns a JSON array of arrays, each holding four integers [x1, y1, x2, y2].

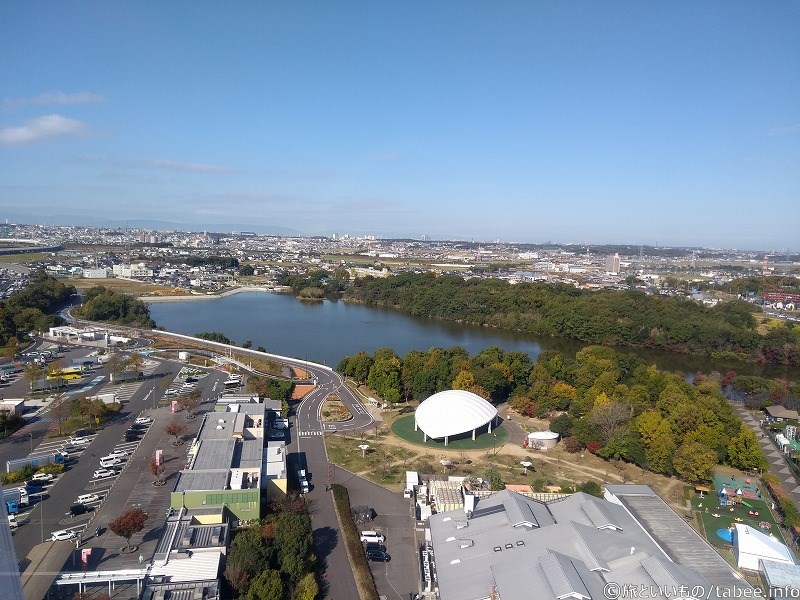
[[299, 430, 324, 437]]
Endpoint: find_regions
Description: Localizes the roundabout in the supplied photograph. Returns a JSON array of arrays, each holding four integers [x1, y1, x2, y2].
[[391, 414, 508, 450]]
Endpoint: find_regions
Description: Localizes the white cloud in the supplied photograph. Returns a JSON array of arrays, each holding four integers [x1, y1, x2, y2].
[[3, 92, 107, 110], [0, 114, 88, 145], [142, 159, 239, 174], [769, 123, 800, 136]]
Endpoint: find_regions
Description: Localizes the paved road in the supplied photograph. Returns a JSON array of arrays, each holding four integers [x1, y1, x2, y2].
[[280, 359, 372, 600]]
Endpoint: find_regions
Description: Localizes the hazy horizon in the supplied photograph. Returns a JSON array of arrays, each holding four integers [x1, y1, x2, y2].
[[1, 3, 798, 250]]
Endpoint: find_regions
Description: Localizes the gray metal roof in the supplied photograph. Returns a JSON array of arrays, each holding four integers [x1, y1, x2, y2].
[[235, 438, 263, 469], [174, 470, 229, 493], [429, 489, 727, 600], [192, 439, 235, 470], [760, 559, 800, 590], [606, 486, 751, 592]]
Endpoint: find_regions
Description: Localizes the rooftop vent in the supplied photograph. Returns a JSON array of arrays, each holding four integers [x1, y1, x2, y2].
[[216, 425, 223, 430], [493, 546, 502, 553], [450, 559, 461, 565], [516, 541, 525, 546], [446, 536, 456, 542], [218, 419, 225, 424], [505, 543, 513, 549]]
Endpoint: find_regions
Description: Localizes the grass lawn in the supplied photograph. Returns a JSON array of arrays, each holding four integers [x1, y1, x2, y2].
[[691, 495, 784, 550], [67, 277, 187, 296], [0, 252, 51, 263], [391, 414, 509, 450], [326, 433, 415, 486]]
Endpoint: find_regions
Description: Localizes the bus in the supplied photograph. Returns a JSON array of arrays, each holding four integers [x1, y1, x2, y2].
[[46, 367, 83, 381], [0, 363, 24, 376]]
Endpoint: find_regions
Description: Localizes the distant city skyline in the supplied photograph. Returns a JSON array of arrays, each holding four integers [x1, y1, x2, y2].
[[1, 3, 798, 251]]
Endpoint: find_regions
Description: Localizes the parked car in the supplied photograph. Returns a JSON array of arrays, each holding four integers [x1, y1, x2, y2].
[[93, 468, 117, 479], [135, 416, 152, 425], [32, 473, 54, 482], [69, 504, 90, 517], [365, 549, 391, 562], [51, 529, 78, 541], [360, 530, 385, 544], [76, 493, 100, 504], [70, 436, 92, 445], [60, 444, 80, 454]]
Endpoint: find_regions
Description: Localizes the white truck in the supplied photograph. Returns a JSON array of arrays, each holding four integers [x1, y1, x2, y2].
[[88, 392, 118, 405]]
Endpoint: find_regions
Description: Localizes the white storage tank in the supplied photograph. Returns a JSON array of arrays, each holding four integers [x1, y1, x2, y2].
[[527, 430, 560, 450]]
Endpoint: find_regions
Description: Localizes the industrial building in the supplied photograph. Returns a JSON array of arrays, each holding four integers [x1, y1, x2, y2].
[[171, 399, 286, 523], [427, 485, 751, 600]]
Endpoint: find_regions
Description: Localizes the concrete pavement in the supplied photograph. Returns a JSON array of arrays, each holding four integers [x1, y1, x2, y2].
[[729, 401, 800, 506]]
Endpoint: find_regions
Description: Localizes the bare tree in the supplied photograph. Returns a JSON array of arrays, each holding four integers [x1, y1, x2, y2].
[[165, 422, 188, 446], [149, 457, 166, 485], [590, 402, 632, 443], [108, 508, 147, 552]]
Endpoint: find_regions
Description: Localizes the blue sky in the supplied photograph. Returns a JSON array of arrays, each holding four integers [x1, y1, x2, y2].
[[1, 2, 798, 249]]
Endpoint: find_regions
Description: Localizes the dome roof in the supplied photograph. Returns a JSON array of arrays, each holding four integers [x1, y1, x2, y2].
[[415, 390, 498, 439]]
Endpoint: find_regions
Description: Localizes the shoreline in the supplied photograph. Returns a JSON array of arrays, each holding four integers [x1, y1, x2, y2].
[[139, 286, 287, 303]]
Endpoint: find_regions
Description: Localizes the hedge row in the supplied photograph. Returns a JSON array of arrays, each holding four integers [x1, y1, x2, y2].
[[331, 484, 379, 600]]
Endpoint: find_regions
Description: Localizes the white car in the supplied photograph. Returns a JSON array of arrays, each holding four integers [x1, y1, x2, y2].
[[51, 529, 78, 541], [93, 468, 117, 479], [77, 493, 100, 504], [135, 417, 152, 425], [32, 473, 55, 482], [70, 436, 92, 445]]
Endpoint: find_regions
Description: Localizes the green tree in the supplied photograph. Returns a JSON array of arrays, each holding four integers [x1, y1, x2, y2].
[[23, 361, 43, 390], [273, 512, 313, 581], [485, 468, 503, 491], [239, 264, 255, 277], [727, 427, 768, 471], [292, 572, 319, 600], [672, 441, 716, 483], [225, 528, 271, 592], [245, 569, 283, 600], [126, 352, 144, 373], [549, 414, 574, 436], [107, 352, 126, 381], [635, 411, 675, 474]]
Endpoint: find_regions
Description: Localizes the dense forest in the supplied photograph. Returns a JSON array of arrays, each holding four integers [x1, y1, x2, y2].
[[338, 344, 772, 483], [0, 271, 74, 351], [343, 272, 800, 365], [183, 255, 239, 269], [73, 286, 155, 328]]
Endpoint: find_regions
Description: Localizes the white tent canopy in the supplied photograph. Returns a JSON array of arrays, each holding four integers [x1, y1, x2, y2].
[[414, 390, 498, 445]]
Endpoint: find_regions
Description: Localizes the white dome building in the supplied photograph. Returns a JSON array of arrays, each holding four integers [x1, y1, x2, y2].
[[414, 390, 498, 446]]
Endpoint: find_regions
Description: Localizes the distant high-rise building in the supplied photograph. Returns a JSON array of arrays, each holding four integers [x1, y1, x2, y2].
[[605, 253, 621, 274]]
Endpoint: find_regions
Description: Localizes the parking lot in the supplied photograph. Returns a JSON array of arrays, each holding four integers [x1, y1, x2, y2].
[[333, 466, 420, 600]]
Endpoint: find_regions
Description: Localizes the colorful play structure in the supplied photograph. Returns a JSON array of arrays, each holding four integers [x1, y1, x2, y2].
[[714, 474, 762, 507]]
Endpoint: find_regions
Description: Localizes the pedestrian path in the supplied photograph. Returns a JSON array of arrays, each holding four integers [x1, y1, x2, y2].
[[729, 400, 800, 507]]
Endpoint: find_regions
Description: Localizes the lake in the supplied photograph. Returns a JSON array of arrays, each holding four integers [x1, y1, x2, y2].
[[149, 291, 791, 377]]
